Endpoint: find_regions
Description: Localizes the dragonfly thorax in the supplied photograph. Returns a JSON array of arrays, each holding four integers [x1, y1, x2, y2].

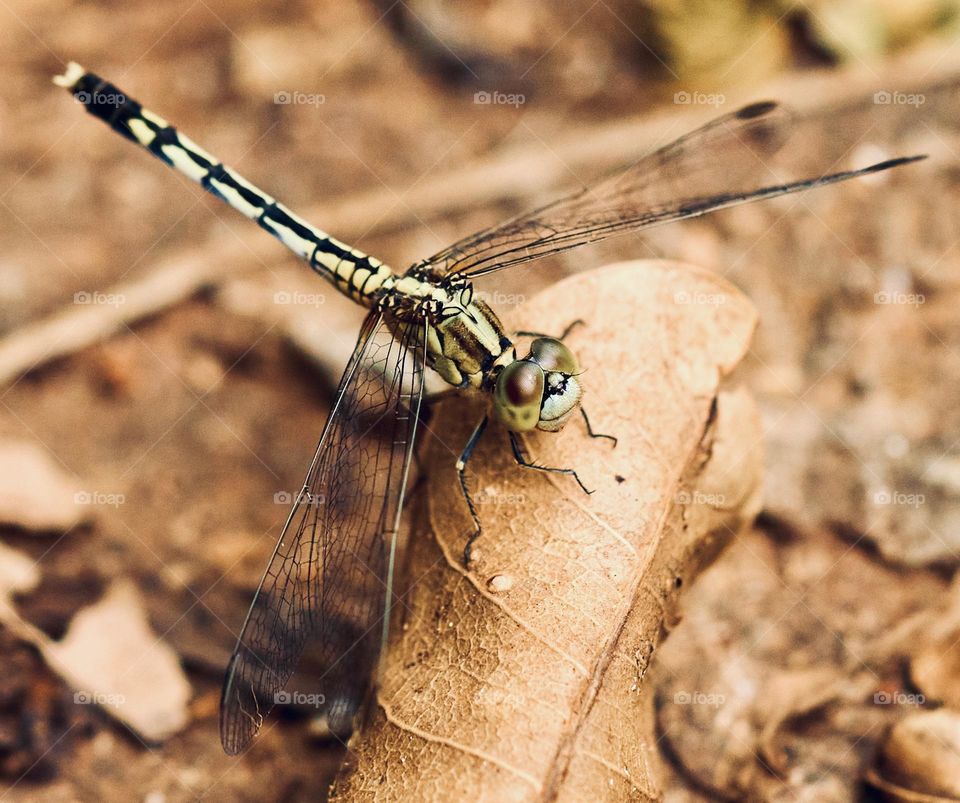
[[383, 275, 583, 432], [383, 274, 515, 391]]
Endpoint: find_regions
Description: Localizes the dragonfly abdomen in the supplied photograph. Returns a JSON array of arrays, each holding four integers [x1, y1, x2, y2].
[[55, 63, 396, 309]]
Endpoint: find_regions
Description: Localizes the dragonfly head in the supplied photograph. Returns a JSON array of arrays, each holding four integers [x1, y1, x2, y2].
[[493, 337, 582, 433]]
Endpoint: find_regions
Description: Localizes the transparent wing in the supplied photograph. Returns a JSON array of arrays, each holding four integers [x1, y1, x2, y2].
[[416, 101, 924, 278], [220, 311, 427, 755]]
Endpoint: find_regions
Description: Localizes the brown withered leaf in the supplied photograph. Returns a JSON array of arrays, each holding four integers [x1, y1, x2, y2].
[[909, 578, 960, 709], [0, 440, 89, 533], [329, 260, 763, 801], [44, 580, 191, 743], [0, 577, 191, 744], [652, 521, 948, 801], [866, 708, 960, 802]]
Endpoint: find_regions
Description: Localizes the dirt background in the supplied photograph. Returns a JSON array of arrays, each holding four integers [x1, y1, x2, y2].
[[2, 1, 960, 801]]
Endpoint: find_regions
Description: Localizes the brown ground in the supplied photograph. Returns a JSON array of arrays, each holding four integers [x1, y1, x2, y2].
[[2, 1, 960, 801]]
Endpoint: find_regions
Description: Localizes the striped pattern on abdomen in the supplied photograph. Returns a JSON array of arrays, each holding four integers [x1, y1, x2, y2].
[[57, 63, 395, 307]]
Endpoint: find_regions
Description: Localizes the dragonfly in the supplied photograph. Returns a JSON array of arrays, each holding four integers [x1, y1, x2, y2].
[[55, 62, 924, 754]]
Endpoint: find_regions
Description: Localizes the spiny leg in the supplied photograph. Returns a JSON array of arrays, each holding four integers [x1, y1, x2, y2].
[[580, 407, 617, 446], [515, 319, 585, 340], [457, 415, 489, 566], [509, 432, 593, 494]]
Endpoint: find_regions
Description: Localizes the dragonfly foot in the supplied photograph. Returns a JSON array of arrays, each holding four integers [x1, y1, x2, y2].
[[462, 528, 482, 567], [458, 416, 489, 568], [580, 407, 617, 447], [509, 432, 593, 495]]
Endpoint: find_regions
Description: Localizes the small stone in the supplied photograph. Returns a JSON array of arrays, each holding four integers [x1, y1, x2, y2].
[[487, 574, 514, 593], [183, 353, 225, 396]]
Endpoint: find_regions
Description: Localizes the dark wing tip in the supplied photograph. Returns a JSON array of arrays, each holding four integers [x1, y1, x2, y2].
[[220, 728, 251, 757], [860, 154, 928, 173], [736, 100, 778, 120], [220, 705, 259, 756]]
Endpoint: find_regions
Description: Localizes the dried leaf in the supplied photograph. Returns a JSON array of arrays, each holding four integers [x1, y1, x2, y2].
[[910, 580, 960, 708], [330, 260, 762, 800], [866, 708, 960, 802], [42, 580, 191, 742], [755, 668, 859, 775], [0, 440, 88, 532], [653, 522, 948, 801], [0, 540, 40, 600]]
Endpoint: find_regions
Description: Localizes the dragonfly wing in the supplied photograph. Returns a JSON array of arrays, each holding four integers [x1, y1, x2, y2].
[[220, 310, 427, 755], [416, 101, 924, 279]]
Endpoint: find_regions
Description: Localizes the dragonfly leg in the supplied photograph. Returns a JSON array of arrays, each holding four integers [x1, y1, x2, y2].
[[509, 432, 594, 495], [515, 319, 585, 340], [580, 407, 617, 446], [458, 415, 489, 566]]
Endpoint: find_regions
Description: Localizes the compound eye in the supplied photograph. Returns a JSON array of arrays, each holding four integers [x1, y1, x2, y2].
[[530, 337, 578, 374], [493, 360, 544, 432]]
